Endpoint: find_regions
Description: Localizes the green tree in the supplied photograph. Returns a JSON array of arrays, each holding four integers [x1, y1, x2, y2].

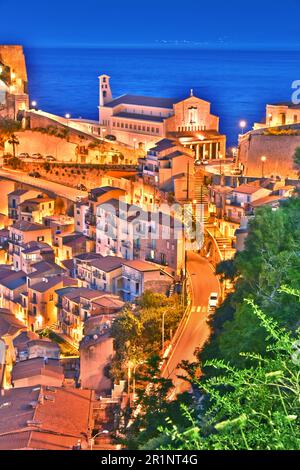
[[202, 198, 300, 367], [0, 118, 21, 154], [154, 296, 300, 450]]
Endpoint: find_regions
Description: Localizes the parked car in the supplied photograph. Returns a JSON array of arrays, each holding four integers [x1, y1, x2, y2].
[[105, 134, 117, 141], [28, 171, 41, 178], [18, 152, 30, 159], [45, 155, 56, 162], [208, 292, 219, 310], [195, 159, 209, 166], [77, 183, 87, 191], [31, 153, 44, 160]]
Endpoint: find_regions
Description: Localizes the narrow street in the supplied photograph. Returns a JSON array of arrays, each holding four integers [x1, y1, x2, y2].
[[162, 252, 220, 396]]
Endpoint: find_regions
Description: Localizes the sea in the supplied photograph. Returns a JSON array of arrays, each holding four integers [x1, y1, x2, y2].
[[25, 46, 300, 146]]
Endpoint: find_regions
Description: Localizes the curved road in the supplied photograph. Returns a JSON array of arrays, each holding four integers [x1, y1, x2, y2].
[[0, 168, 87, 202], [162, 252, 220, 396]]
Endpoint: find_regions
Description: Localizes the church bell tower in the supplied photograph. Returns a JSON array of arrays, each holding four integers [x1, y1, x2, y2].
[[99, 74, 113, 107]]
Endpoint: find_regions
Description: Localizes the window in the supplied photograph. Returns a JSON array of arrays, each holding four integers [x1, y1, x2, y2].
[[37, 236, 44, 242]]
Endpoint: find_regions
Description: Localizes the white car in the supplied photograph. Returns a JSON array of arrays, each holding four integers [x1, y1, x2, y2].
[[208, 292, 219, 310]]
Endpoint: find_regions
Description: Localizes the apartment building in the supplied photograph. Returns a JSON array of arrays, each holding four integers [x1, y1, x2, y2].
[[56, 287, 123, 345], [18, 196, 55, 224], [121, 259, 173, 302], [8, 189, 41, 221], [8, 221, 52, 265], [96, 199, 185, 274]]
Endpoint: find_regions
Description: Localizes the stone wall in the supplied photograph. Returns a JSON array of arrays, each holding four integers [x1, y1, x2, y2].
[[239, 129, 300, 179], [5, 130, 78, 161], [0, 45, 28, 82]]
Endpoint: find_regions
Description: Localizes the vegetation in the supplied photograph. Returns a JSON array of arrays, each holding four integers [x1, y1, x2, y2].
[[155, 295, 300, 450], [110, 292, 184, 382], [32, 125, 69, 139], [0, 117, 21, 151], [6, 156, 23, 170], [39, 329, 78, 356], [202, 198, 300, 368]]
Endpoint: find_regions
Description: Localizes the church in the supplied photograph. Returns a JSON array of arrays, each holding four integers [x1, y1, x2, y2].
[[99, 74, 226, 158]]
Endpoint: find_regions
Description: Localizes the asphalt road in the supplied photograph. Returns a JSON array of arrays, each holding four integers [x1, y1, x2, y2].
[[162, 252, 220, 397], [0, 168, 87, 202]]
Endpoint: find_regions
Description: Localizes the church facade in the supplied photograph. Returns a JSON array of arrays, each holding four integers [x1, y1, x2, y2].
[[98, 75, 226, 157]]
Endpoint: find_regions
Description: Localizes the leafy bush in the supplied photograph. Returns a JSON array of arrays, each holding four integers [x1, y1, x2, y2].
[[156, 296, 300, 450]]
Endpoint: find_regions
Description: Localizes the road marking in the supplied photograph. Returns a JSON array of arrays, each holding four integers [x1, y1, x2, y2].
[[191, 306, 196, 313], [202, 306, 207, 313], [197, 306, 201, 313]]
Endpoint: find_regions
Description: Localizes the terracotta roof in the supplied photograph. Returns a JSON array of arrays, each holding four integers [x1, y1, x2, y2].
[[91, 256, 123, 272], [0, 270, 27, 290], [232, 184, 263, 195], [0, 309, 26, 337], [250, 195, 287, 208], [10, 221, 50, 232], [12, 358, 64, 384], [30, 276, 76, 293], [121, 259, 162, 272], [0, 386, 94, 450]]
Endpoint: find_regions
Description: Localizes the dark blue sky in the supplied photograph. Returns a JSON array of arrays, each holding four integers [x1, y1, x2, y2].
[[1, 0, 299, 48]]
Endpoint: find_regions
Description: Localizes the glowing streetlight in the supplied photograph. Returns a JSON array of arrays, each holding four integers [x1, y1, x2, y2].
[[239, 120, 247, 134], [261, 156, 267, 178], [65, 113, 71, 119], [31, 100, 37, 109], [232, 147, 237, 158]]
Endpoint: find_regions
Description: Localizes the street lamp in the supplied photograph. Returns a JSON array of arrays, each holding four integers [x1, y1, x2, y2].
[[223, 244, 227, 260], [239, 120, 247, 134], [261, 156, 267, 178], [133, 138, 137, 150], [31, 100, 37, 110], [90, 430, 109, 450]]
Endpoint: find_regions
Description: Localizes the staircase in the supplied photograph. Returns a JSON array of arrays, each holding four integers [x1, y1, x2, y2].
[[194, 172, 210, 224], [215, 236, 232, 258]]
